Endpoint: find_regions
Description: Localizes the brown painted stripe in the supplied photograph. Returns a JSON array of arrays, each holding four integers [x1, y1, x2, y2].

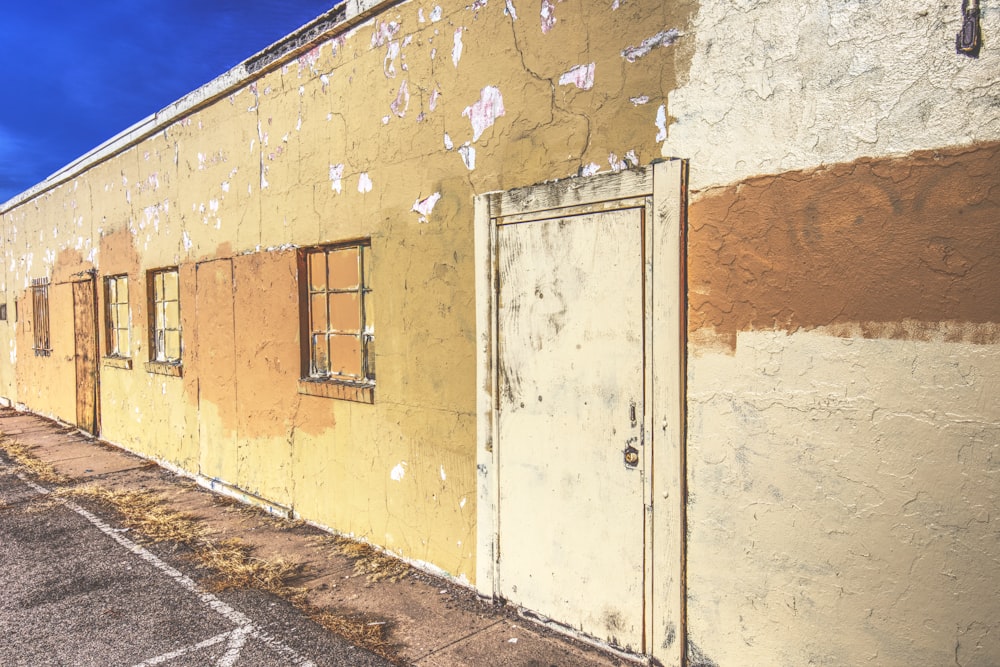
[[688, 142, 1000, 350]]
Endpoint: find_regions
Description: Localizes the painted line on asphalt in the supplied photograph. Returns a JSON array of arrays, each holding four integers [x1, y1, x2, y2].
[[132, 630, 233, 666], [217, 625, 253, 667], [18, 474, 316, 667]]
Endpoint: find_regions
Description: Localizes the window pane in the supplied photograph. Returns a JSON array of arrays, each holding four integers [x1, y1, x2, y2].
[[165, 330, 181, 361], [117, 304, 130, 329], [361, 246, 372, 290], [364, 336, 375, 381], [327, 247, 359, 290], [162, 271, 179, 301], [308, 252, 327, 292], [164, 300, 180, 329], [310, 293, 327, 333], [311, 334, 329, 375], [107, 278, 117, 304], [329, 292, 360, 333], [155, 330, 166, 361], [119, 329, 131, 357], [362, 289, 373, 335], [329, 334, 362, 378], [109, 328, 119, 354], [154, 272, 163, 301]]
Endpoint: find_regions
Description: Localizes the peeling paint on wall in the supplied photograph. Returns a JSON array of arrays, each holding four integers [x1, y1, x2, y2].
[[559, 63, 595, 90], [462, 86, 505, 142], [621, 29, 680, 62]]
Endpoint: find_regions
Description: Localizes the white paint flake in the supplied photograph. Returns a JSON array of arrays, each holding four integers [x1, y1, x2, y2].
[[655, 104, 668, 142], [622, 29, 681, 62], [221, 181, 230, 193], [429, 86, 441, 111], [459, 143, 476, 170], [358, 172, 373, 193], [182, 230, 192, 251], [581, 162, 600, 176], [371, 20, 401, 48], [440, 466, 447, 481], [452, 29, 464, 67], [624, 149, 639, 167], [540, 0, 556, 33], [504, 0, 518, 19], [390, 462, 407, 481], [608, 152, 627, 172], [469, 0, 488, 9], [430, 6, 443, 21], [320, 74, 330, 89], [630, 95, 650, 106], [444, 133, 454, 150], [391, 80, 410, 117], [559, 63, 595, 90], [462, 86, 505, 142], [460, 496, 467, 508], [412, 192, 442, 222], [329, 164, 344, 193], [385, 41, 400, 78], [419, 7, 425, 22]]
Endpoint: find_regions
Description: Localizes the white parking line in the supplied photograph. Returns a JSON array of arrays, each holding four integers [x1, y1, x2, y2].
[[132, 630, 233, 666], [18, 474, 316, 667], [217, 625, 253, 667]]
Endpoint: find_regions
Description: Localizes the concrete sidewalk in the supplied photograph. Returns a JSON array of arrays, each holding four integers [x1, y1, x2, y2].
[[0, 407, 630, 667]]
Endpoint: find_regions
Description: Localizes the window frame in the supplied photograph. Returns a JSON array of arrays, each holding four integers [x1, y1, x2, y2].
[[146, 267, 182, 374], [31, 278, 51, 356], [298, 240, 374, 403], [104, 274, 131, 360]]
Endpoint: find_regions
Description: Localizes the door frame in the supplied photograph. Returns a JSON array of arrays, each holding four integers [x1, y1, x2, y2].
[[474, 160, 688, 665], [71, 271, 100, 435]]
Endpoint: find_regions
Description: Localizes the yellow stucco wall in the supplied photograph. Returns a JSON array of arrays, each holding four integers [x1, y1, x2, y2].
[[0, 0, 696, 584]]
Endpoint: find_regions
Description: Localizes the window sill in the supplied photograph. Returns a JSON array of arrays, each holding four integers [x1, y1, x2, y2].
[[145, 361, 182, 377], [297, 379, 374, 403], [103, 356, 133, 370]]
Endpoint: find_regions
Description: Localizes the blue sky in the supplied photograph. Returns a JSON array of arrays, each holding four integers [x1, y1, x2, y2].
[[0, 1, 341, 204]]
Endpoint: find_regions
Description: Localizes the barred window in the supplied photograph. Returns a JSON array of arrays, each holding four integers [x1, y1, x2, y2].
[[31, 278, 51, 356], [149, 269, 181, 364], [105, 275, 131, 357], [302, 242, 374, 385]]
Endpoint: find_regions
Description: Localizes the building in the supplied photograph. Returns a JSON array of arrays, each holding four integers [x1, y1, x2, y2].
[[1, 1, 997, 664]]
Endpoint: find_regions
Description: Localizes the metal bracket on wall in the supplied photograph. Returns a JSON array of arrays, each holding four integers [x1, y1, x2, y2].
[[956, 0, 983, 57]]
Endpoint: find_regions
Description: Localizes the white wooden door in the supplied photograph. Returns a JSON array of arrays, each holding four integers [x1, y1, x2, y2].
[[496, 203, 647, 651]]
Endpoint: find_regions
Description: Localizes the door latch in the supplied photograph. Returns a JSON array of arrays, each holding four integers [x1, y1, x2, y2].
[[956, 0, 982, 57], [624, 444, 639, 467]]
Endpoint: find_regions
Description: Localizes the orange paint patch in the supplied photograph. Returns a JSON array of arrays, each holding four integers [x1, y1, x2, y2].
[[688, 142, 1000, 350]]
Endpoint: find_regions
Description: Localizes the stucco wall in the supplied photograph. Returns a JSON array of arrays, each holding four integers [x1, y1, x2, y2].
[[0, 0, 998, 664], [0, 0, 697, 584]]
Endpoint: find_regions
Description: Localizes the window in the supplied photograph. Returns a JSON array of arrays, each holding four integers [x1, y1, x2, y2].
[[31, 278, 51, 356], [0, 303, 7, 321], [149, 268, 181, 365], [300, 242, 374, 400], [105, 275, 131, 357]]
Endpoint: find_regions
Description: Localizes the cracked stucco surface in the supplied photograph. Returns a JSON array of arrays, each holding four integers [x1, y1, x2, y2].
[[687, 330, 1000, 666], [664, 0, 1000, 191]]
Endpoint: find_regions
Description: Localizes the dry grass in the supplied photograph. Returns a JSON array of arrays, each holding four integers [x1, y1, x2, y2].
[[0, 436, 66, 484], [195, 538, 305, 598], [58, 485, 206, 545], [333, 536, 410, 583], [57, 483, 399, 661]]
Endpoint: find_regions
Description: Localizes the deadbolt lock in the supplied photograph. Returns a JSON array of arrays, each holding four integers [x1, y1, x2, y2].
[[624, 445, 639, 467]]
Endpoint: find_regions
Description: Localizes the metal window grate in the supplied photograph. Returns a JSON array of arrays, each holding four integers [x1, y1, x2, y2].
[[105, 275, 131, 357], [149, 269, 181, 363], [31, 278, 51, 355], [303, 242, 374, 384]]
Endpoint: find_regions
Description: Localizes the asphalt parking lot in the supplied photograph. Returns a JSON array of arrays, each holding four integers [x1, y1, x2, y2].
[[0, 465, 392, 667]]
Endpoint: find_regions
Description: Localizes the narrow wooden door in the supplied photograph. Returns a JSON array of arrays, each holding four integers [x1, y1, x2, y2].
[[195, 259, 239, 485], [496, 203, 647, 652], [73, 277, 99, 434]]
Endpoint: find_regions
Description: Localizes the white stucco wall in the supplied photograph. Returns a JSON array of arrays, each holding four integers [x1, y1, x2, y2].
[[686, 330, 1000, 666], [664, 0, 1000, 190]]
